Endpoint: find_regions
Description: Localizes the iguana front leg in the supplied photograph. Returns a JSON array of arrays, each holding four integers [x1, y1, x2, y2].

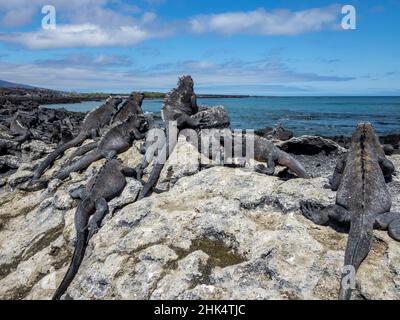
[[88, 198, 109, 241], [254, 154, 276, 175], [177, 115, 207, 130], [374, 212, 400, 241], [300, 201, 351, 225]]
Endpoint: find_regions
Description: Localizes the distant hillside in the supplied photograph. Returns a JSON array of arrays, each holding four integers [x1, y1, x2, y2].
[[0, 80, 36, 89]]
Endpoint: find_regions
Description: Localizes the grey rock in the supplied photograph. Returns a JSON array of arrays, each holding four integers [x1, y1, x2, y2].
[[0, 140, 399, 300], [279, 136, 346, 155]]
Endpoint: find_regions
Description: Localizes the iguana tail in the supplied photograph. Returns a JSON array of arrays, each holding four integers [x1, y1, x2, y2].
[[54, 150, 103, 181], [33, 133, 87, 180], [65, 142, 98, 165], [52, 229, 88, 300], [339, 220, 373, 300], [277, 150, 310, 179]]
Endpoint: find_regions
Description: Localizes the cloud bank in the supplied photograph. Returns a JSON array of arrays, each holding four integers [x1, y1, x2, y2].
[[190, 6, 341, 36], [0, 2, 342, 49]]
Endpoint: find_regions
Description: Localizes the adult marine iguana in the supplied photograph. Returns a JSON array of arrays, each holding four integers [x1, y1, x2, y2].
[[300, 123, 400, 300], [52, 114, 148, 182], [65, 92, 145, 163], [137, 76, 207, 199], [245, 134, 309, 178], [52, 158, 137, 300], [31, 97, 122, 181], [112, 92, 144, 124]]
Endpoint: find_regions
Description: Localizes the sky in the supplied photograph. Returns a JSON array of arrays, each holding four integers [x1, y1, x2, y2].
[[0, 0, 399, 95]]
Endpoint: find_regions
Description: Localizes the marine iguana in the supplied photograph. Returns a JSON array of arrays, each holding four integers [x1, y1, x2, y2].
[[160, 75, 203, 130], [220, 132, 310, 178], [52, 158, 137, 300], [52, 114, 148, 182], [31, 97, 122, 181], [137, 76, 207, 199], [300, 123, 400, 300], [112, 92, 144, 124], [250, 134, 310, 178], [66, 92, 145, 163]]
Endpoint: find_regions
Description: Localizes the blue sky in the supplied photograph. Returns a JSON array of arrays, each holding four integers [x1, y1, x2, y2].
[[0, 0, 399, 95]]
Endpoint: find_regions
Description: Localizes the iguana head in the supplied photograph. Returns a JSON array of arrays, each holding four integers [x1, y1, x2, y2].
[[177, 75, 194, 91], [130, 92, 145, 106], [127, 114, 149, 133], [352, 122, 375, 143]]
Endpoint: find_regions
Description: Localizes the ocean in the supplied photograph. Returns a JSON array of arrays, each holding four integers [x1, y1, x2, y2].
[[43, 96, 400, 136]]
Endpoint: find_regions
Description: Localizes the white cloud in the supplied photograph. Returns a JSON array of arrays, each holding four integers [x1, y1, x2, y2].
[[0, 0, 172, 49], [0, 2, 343, 49], [0, 24, 154, 49], [190, 6, 341, 36]]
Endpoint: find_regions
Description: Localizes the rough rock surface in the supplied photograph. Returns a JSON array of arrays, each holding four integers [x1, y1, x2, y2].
[[193, 106, 231, 129], [278, 136, 346, 155], [0, 137, 399, 300]]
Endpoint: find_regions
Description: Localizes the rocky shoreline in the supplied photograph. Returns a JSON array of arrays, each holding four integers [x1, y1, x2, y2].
[[0, 89, 399, 300]]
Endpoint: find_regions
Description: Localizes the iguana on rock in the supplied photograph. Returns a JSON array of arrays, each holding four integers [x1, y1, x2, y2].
[[52, 158, 137, 300], [112, 92, 144, 124], [161, 75, 203, 130], [221, 133, 310, 178], [300, 123, 400, 300], [137, 76, 207, 199], [65, 92, 145, 163], [251, 135, 310, 178], [31, 97, 122, 181], [53, 114, 148, 182]]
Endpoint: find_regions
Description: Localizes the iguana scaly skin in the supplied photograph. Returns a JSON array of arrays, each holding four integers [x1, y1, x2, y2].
[[53, 115, 148, 182], [31, 97, 122, 181], [300, 123, 400, 300], [52, 158, 137, 300]]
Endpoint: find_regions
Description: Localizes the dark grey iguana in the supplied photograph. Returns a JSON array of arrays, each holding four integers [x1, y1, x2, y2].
[[249, 134, 310, 178], [53, 114, 148, 182], [300, 123, 400, 300], [137, 76, 207, 199], [160, 75, 204, 130], [52, 158, 137, 300], [112, 92, 144, 124], [220, 132, 310, 178], [24, 114, 148, 191], [65, 92, 145, 164], [31, 97, 122, 181]]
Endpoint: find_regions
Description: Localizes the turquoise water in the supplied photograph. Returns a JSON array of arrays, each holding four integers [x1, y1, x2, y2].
[[43, 96, 400, 136]]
